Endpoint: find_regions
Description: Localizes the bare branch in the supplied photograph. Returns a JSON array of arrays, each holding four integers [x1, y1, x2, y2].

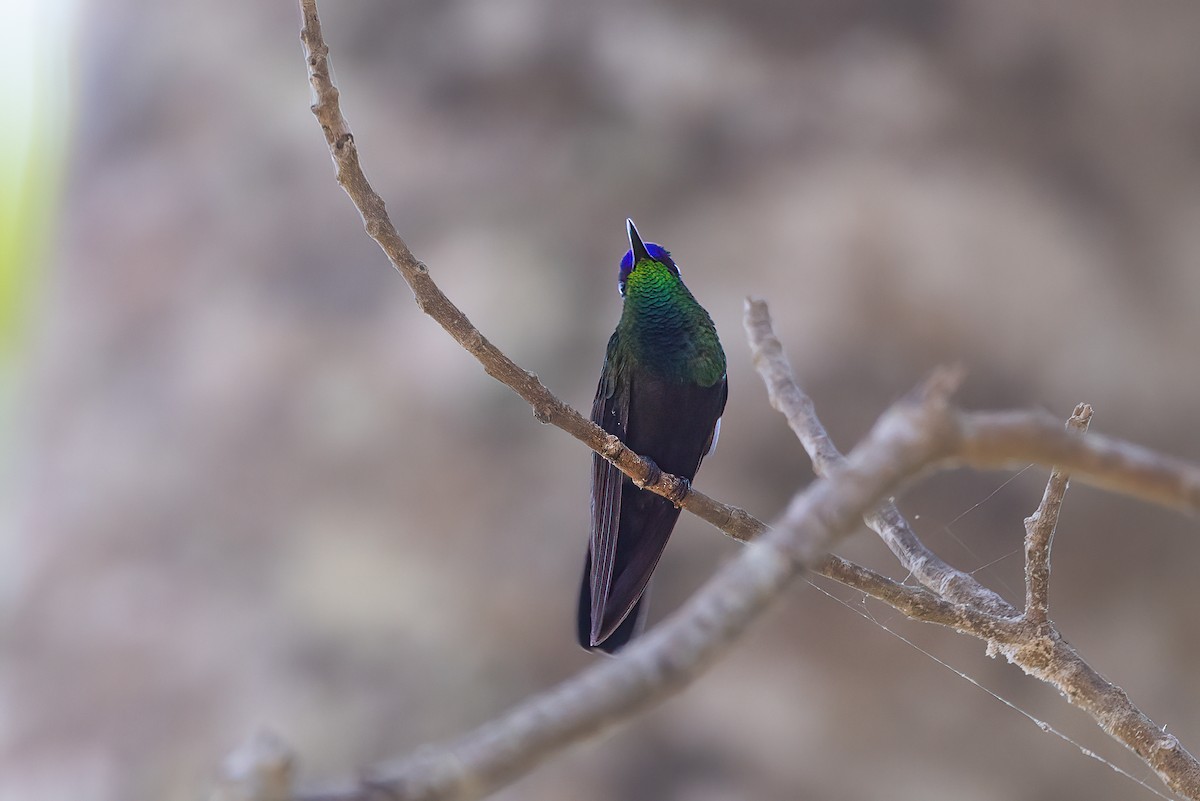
[[743, 297, 843, 475], [744, 297, 1015, 616], [817, 555, 1022, 643], [1024, 403, 1093, 625], [300, 0, 1200, 564], [996, 633, 1194, 797], [745, 299, 1200, 797], [268, 4, 1200, 799], [289, 376, 963, 801], [292, 3, 968, 798], [298, 0, 761, 545], [952, 409, 1200, 515]]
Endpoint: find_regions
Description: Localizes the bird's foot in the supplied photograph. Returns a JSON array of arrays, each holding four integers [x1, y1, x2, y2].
[[665, 475, 691, 507], [639, 457, 690, 507], [637, 457, 662, 489]]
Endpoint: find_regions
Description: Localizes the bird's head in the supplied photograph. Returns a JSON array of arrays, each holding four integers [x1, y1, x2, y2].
[[618, 218, 680, 296]]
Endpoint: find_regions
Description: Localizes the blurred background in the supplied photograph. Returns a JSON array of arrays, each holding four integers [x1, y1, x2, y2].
[[3, 1, 1200, 799]]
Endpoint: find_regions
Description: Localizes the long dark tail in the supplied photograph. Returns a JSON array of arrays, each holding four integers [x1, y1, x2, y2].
[[577, 550, 649, 654]]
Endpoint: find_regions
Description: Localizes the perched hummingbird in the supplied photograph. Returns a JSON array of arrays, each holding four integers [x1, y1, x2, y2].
[[577, 219, 727, 654]]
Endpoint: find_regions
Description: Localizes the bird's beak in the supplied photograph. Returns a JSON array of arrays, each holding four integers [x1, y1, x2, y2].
[[627, 218, 651, 265]]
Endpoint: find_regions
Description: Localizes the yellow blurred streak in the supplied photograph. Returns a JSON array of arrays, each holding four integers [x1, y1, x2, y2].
[[0, 0, 75, 362]]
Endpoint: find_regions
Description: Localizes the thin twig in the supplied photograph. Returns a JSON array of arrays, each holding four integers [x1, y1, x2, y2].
[[817, 555, 1022, 643], [744, 297, 1016, 617], [1024, 403, 1093, 625]]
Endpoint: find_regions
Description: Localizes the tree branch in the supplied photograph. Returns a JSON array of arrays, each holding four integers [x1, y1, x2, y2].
[[281, 373, 964, 801], [817, 554, 1022, 643], [1024, 403, 1092, 625], [952, 409, 1200, 513], [217, 3, 1200, 800], [743, 302, 1200, 798], [297, 0, 760, 544], [744, 297, 1017, 617]]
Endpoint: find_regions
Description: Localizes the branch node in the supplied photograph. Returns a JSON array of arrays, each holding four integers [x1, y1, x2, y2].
[[466, 330, 486, 355], [600, 434, 624, 460], [363, 217, 388, 241], [1155, 735, 1181, 753], [634, 457, 662, 490], [665, 476, 691, 508], [532, 402, 554, 424], [1071, 403, 1094, 427], [911, 365, 965, 408]]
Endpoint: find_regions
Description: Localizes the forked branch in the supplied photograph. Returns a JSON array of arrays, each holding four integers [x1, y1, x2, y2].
[[1024, 403, 1093, 625], [744, 302, 1197, 798], [213, 3, 1200, 799]]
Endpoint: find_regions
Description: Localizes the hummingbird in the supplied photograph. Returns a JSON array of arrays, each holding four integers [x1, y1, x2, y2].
[[577, 219, 727, 654]]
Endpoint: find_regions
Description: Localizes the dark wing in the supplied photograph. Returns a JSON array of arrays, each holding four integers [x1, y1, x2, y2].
[[595, 484, 680, 642], [580, 333, 630, 648], [579, 357, 728, 652], [593, 374, 727, 643]]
